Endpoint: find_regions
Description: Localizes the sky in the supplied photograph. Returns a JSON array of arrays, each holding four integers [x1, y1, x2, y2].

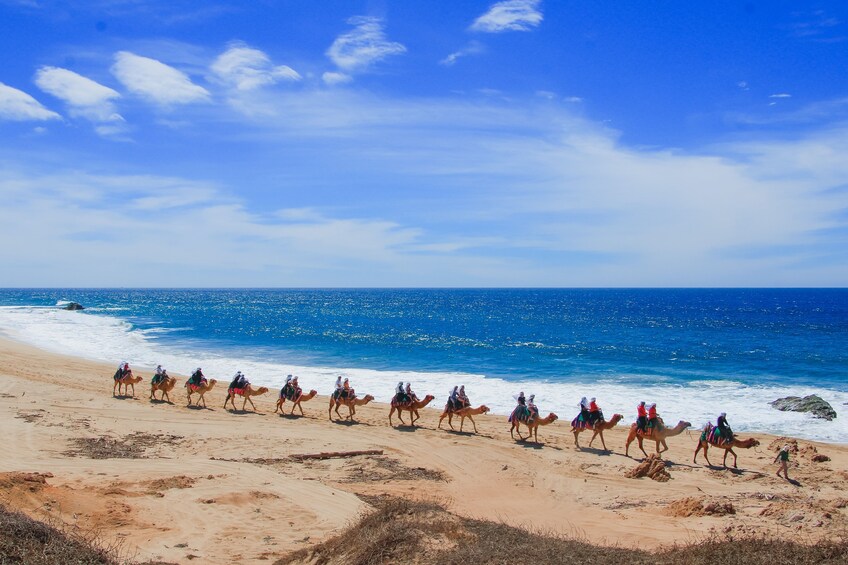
[[1, 0, 848, 287]]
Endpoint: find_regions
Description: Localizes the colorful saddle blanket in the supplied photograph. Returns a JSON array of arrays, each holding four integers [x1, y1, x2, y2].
[[230, 387, 246, 396]]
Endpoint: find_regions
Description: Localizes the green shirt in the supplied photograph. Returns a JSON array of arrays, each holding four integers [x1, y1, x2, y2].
[[779, 450, 789, 462]]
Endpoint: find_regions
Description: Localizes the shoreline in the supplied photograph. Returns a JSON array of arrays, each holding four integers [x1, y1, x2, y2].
[[1, 336, 847, 563]]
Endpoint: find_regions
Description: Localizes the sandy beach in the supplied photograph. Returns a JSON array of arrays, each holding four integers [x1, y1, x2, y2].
[[1, 336, 846, 564]]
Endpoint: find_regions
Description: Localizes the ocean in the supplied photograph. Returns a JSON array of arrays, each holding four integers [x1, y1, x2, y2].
[[0, 288, 845, 442]]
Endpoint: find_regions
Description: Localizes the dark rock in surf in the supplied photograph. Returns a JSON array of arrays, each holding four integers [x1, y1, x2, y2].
[[770, 395, 837, 421], [63, 302, 85, 311]]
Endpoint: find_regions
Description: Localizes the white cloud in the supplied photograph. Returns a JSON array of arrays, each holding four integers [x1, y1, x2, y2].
[[111, 51, 210, 106], [34, 66, 123, 124], [322, 71, 352, 85], [439, 41, 485, 66], [769, 93, 792, 98], [0, 82, 61, 121], [211, 42, 301, 91], [470, 0, 543, 33], [326, 16, 406, 72]]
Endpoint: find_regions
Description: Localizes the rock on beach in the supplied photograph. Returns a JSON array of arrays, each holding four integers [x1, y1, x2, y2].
[[770, 395, 837, 421]]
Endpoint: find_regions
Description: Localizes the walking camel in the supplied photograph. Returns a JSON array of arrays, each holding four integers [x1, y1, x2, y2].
[[185, 379, 217, 408], [275, 389, 318, 416], [328, 392, 375, 422], [510, 412, 558, 443], [114, 374, 143, 397], [571, 413, 623, 451], [438, 404, 490, 433], [389, 394, 436, 427], [693, 426, 760, 468], [150, 376, 177, 402], [224, 385, 269, 412], [625, 418, 691, 458]]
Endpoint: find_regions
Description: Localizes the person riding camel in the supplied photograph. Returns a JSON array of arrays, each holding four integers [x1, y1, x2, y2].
[[508, 391, 528, 422], [527, 394, 539, 423], [281, 375, 294, 399], [333, 376, 343, 400], [151, 364, 165, 385], [405, 382, 418, 403], [189, 368, 205, 387], [458, 385, 469, 409], [589, 397, 602, 425], [647, 403, 659, 431], [114, 362, 132, 382], [578, 396, 590, 424], [636, 401, 648, 433], [394, 381, 406, 404], [229, 371, 247, 392], [716, 412, 733, 443], [342, 378, 351, 399], [448, 386, 460, 411]]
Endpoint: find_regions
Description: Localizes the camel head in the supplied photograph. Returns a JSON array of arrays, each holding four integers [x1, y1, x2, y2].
[[255, 386, 269, 395], [423, 394, 435, 402], [363, 394, 375, 402], [479, 405, 490, 414], [610, 413, 623, 425], [545, 412, 559, 423]]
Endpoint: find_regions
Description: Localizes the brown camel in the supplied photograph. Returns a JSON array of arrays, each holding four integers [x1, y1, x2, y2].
[[149, 376, 177, 402], [275, 389, 318, 416], [572, 413, 623, 451], [328, 392, 375, 421], [185, 379, 217, 408], [389, 395, 436, 427], [510, 412, 558, 443], [224, 385, 269, 412], [625, 418, 691, 458], [438, 404, 490, 433], [113, 374, 143, 397], [693, 428, 760, 468]]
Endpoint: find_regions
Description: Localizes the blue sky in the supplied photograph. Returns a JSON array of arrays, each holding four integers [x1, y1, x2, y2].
[[1, 0, 847, 287]]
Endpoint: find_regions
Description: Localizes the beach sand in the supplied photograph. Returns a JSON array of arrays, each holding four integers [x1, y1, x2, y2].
[[0, 336, 846, 564]]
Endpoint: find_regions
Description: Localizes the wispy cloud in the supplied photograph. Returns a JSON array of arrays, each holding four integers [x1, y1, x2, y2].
[[210, 42, 300, 91], [0, 82, 61, 121], [470, 0, 543, 33], [326, 16, 406, 73], [440, 41, 485, 66], [787, 10, 845, 42], [34, 66, 123, 127], [322, 71, 352, 86], [111, 51, 210, 106]]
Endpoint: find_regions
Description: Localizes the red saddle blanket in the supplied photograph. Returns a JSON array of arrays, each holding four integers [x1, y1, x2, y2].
[[230, 388, 246, 396]]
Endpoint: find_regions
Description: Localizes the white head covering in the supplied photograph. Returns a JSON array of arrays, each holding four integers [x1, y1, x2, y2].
[[529, 394, 536, 403], [782, 444, 790, 451], [591, 397, 596, 402], [286, 375, 292, 383], [580, 396, 588, 408], [649, 403, 656, 408]]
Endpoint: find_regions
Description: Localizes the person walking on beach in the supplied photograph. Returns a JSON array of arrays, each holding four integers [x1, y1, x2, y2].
[[774, 445, 791, 480]]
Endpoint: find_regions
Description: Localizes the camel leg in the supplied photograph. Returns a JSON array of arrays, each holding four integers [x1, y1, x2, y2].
[[389, 407, 395, 426], [186, 391, 193, 406], [637, 437, 649, 459], [656, 440, 667, 456], [113, 380, 118, 396], [335, 404, 343, 419], [693, 441, 702, 464], [438, 411, 446, 429], [200, 393, 207, 408], [573, 429, 581, 448], [292, 402, 303, 416], [731, 449, 738, 468], [466, 415, 477, 433], [163, 390, 170, 403], [347, 403, 356, 421], [411, 409, 419, 426], [275, 399, 281, 413], [328, 400, 334, 420]]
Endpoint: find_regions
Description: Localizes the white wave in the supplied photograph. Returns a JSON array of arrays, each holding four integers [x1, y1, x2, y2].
[[0, 305, 845, 443]]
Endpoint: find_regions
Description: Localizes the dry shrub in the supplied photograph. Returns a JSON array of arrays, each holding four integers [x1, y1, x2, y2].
[[275, 497, 848, 565], [625, 454, 671, 482]]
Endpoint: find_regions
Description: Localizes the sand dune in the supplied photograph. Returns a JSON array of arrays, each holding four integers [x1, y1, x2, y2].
[[0, 337, 845, 564]]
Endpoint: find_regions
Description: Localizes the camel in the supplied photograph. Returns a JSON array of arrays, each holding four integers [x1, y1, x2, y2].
[[224, 385, 269, 412], [571, 413, 623, 451], [275, 389, 318, 416], [149, 376, 177, 402], [693, 427, 760, 468], [438, 404, 490, 433], [625, 418, 691, 458], [510, 412, 558, 443], [389, 395, 436, 427], [113, 374, 143, 397], [328, 392, 375, 421], [185, 379, 217, 408]]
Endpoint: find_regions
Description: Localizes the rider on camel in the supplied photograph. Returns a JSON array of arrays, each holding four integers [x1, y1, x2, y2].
[[647, 403, 659, 431], [151, 364, 166, 385], [394, 381, 406, 404], [448, 386, 460, 411], [636, 401, 648, 433], [188, 367, 205, 387], [716, 412, 733, 443], [405, 382, 419, 403], [281, 375, 294, 399], [115, 362, 132, 382], [342, 378, 351, 399], [457, 385, 469, 409], [578, 396, 590, 424], [508, 391, 527, 422], [527, 394, 539, 423], [333, 376, 345, 400], [588, 397, 602, 425]]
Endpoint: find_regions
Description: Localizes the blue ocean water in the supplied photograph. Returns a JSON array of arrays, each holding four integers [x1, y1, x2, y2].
[[0, 289, 846, 441]]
